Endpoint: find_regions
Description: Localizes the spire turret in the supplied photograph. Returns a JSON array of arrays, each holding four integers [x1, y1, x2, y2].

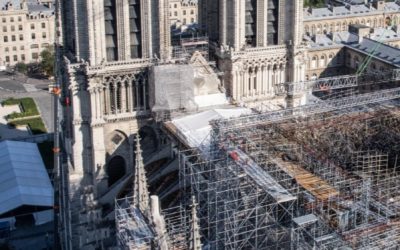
[[133, 133, 150, 214]]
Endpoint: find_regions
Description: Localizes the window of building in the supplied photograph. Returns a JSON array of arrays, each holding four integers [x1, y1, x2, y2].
[[5, 56, 10, 62], [183, 10, 186, 15], [10, 17, 14, 22], [183, 18, 186, 25], [41, 22, 45, 28], [31, 44, 39, 49], [20, 45, 24, 50], [18, 25, 23, 31], [19, 34, 23, 41], [12, 46, 16, 51], [31, 24, 35, 30], [42, 32, 46, 39], [13, 55, 17, 62], [21, 54, 25, 61], [191, 10, 194, 14], [2, 26, 6, 32], [5, 47, 9, 52], [41, 43, 49, 48], [18, 16, 22, 22], [11, 35, 15, 42], [3, 36, 8, 42], [11, 25, 15, 32], [31, 33, 36, 39], [2, 18, 6, 23], [174, 11, 177, 16], [32, 53, 38, 59], [174, 4, 177, 8], [191, 18, 194, 23]]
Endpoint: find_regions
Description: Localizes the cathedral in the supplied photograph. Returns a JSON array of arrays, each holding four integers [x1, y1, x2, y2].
[[200, 0, 307, 104], [59, 0, 308, 248]]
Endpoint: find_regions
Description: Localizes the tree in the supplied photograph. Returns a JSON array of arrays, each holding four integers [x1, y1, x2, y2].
[[40, 48, 54, 77], [304, 0, 325, 8], [15, 62, 28, 74]]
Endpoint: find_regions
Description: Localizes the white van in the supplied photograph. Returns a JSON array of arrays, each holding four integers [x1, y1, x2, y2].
[[0, 65, 6, 71]]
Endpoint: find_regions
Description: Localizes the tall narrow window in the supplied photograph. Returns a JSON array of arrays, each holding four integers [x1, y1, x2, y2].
[[245, 0, 257, 47], [267, 0, 279, 45], [129, 0, 142, 58], [104, 0, 118, 61]]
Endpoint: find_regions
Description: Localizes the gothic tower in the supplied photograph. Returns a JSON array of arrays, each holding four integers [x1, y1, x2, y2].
[[60, 0, 171, 248], [200, 0, 307, 104]]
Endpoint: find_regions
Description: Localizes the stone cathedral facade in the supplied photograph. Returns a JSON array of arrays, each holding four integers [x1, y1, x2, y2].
[[60, 0, 306, 248], [60, 0, 172, 248], [200, 0, 307, 105]]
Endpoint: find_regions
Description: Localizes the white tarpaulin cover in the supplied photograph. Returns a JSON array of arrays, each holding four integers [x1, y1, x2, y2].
[[172, 108, 252, 151], [0, 140, 53, 215]]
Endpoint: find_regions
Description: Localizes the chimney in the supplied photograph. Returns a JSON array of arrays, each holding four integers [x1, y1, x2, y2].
[[372, 0, 385, 11]]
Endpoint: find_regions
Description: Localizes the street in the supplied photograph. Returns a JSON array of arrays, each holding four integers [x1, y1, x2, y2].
[[0, 72, 54, 132]]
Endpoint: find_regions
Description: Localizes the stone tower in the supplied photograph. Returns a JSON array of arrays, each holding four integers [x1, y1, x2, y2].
[[200, 0, 307, 103], [60, 0, 171, 248]]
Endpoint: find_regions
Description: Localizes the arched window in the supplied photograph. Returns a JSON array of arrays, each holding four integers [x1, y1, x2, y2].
[[311, 56, 317, 68], [320, 55, 326, 66]]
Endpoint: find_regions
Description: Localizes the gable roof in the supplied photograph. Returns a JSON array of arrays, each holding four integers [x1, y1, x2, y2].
[[0, 140, 53, 215]]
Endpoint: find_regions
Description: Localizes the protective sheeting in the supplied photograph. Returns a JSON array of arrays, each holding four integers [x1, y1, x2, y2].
[[194, 93, 228, 108], [150, 64, 197, 112], [0, 141, 53, 215], [171, 108, 252, 151]]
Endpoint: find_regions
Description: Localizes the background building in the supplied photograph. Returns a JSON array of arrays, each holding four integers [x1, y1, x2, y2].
[[0, 0, 55, 67], [169, 0, 198, 28]]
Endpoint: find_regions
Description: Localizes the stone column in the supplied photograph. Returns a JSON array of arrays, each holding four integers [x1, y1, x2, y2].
[[256, 67, 262, 96], [127, 81, 132, 113], [281, 65, 286, 83], [89, 88, 96, 120], [268, 65, 273, 94], [244, 70, 249, 97], [262, 66, 267, 95], [105, 85, 111, 115], [121, 82, 127, 113], [231, 71, 237, 100], [113, 82, 118, 114], [98, 86, 104, 118]]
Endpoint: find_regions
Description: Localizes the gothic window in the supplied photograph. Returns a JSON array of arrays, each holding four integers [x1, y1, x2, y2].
[[245, 0, 257, 47], [267, 0, 278, 45], [129, 0, 142, 59], [110, 83, 116, 113], [116, 82, 122, 112], [132, 72, 149, 111], [104, 0, 118, 61]]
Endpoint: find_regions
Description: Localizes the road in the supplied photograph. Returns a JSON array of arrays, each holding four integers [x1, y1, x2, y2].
[[0, 72, 54, 132]]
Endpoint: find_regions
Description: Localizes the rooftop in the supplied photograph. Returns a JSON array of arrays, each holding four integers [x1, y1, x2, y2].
[[0, 140, 53, 216], [0, 0, 54, 14], [304, 2, 400, 20]]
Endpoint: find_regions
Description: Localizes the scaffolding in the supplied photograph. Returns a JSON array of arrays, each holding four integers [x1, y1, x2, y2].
[[178, 69, 400, 249], [115, 196, 194, 250], [172, 36, 209, 61]]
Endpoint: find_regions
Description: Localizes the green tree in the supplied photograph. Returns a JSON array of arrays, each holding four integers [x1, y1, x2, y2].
[[304, 0, 325, 8], [40, 48, 54, 77], [15, 62, 28, 74]]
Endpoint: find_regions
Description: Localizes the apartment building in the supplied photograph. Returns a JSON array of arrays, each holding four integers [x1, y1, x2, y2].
[[169, 0, 198, 28], [0, 0, 55, 67]]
